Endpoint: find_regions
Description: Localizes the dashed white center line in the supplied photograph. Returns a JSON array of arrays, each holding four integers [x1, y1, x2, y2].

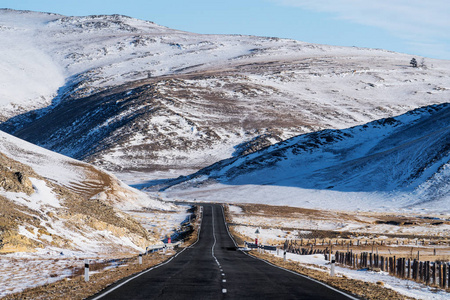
[[211, 207, 228, 294]]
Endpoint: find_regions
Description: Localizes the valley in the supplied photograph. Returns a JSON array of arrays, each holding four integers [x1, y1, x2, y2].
[[0, 8, 449, 299]]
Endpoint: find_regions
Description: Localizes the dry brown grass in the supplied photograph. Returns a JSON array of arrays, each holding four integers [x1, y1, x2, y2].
[[228, 225, 247, 247], [236, 203, 450, 229], [2, 253, 168, 300], [66, 162, 113, 200], [229, 203, 450, 247], [2, 212, 201, 299]]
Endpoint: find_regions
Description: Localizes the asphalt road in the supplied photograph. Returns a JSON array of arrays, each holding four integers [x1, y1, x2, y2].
[[89, 204, 357, 299]]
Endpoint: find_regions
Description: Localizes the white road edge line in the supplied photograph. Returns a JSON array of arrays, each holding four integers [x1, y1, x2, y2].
[[219, 205, 359, 300], [90, 205, 204, 300]]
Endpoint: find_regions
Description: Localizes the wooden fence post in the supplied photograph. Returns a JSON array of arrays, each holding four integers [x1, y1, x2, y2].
[[448, 263, 450, 289], [433, 262, 436, 285], [447, 264, 450, 288], [394, 258, 397, 276], [407, 258, 411, 279], [414, 260, 417, 280], [423, 261, 427, 283], [418, 261, 422, 282], [443, 263, 447, 289], [386, 257, 389, 273]]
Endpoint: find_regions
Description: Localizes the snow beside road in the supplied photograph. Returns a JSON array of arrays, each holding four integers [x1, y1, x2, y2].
[[265, 251, 449, 300]]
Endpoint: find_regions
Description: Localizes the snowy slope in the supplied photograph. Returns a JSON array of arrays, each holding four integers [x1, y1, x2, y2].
[[0, 130, 169, 211], [158, 104, 450, 213], [0, 129, 173, 255], [1, 9, 450, 178]]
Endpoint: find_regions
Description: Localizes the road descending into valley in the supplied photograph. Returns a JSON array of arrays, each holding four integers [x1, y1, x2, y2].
[[89, 204, 357, 300]]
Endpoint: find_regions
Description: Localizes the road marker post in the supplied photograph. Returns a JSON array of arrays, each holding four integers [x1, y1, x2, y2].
[[139, 253, 143, 265], [84, 259, 89, 282], [330, 255, 336, 277], [284, 250, 286, 262]]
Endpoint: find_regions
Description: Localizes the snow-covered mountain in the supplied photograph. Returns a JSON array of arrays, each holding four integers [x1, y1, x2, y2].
[[1, 9, 450, 179], [0, 129, 172, 255], [156, 103, 450, 213]]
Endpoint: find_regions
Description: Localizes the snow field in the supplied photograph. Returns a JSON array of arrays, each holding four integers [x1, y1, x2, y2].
[[0, 256, 76, 297]]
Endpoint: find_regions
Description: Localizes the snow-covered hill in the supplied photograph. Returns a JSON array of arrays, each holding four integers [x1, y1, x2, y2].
[[156, 104, 450, 213], [0, 129, 172, 255], [1, 9, 450, 179]]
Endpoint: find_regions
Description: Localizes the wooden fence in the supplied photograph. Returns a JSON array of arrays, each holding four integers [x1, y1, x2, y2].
[[334, 250, 449, 290], [283, 239, 449, 290], [284, 238, 450, 247]]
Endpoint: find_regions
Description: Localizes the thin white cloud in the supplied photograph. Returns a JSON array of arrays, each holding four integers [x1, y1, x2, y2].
[[271, 0, 450, 58]]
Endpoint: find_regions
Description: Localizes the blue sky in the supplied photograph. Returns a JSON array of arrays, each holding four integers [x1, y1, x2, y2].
[[1, 0, 449, 59]]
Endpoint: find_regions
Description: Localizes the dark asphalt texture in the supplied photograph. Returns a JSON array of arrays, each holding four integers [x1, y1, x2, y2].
[[89, 204, 356, 299]]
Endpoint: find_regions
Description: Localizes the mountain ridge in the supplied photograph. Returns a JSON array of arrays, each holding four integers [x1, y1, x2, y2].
[[1, 9, 450, 183], [154, 103, 450, 213]]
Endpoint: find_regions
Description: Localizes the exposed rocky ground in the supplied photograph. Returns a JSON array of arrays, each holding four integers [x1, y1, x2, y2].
[[0, 150, 149, 254], [0, 129, 176, 256], [1, 9, 450, 178]]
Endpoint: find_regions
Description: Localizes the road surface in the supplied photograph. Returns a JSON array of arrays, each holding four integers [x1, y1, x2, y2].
[[89, 204, 357, 299]]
